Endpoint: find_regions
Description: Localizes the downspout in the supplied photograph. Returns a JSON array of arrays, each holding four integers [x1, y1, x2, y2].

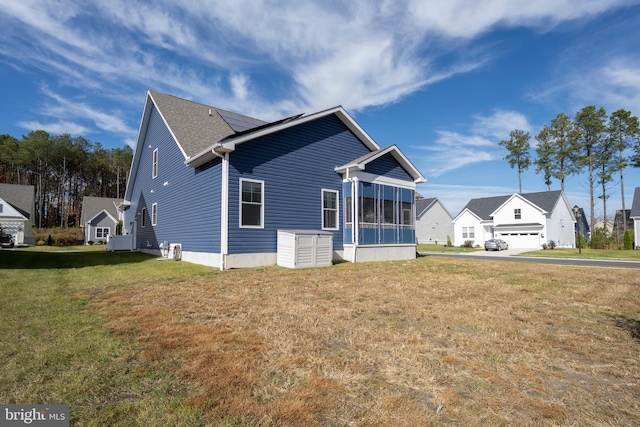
[[352, 176, 359, 263], [220, 152, 229, 270]]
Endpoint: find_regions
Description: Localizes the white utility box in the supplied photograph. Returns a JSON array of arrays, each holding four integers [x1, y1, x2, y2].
[[277, 230, 333, 269]]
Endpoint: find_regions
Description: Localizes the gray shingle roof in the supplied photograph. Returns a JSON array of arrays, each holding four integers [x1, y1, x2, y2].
[[416, 197, 436, 218], [631, 187, 640, 218], [148, 90, 266, 158], [461, 190, 563, 220], [81, 197, 122, 225], [0, 184, 34, 220]]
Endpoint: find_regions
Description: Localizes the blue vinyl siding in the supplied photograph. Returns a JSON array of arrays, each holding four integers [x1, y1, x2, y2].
[[123, 105, 222, 253], [366, 153, 413, 181], [227, 115, 371, 254]]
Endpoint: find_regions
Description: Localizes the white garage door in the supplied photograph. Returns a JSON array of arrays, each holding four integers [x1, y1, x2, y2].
[[497, 232, 540, 249]]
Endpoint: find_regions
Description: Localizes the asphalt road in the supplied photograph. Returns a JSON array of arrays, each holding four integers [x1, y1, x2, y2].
[[419, 249, 640, 269]]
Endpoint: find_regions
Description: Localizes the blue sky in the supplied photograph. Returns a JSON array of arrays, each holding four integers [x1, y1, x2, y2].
[[2, 0, 640, 218]]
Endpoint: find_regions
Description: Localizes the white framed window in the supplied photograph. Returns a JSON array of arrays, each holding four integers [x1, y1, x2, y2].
[[240, 178, 264, 228], [462, 227, 468, 239], [514, 208, 521, 220], [322, 189, 339, 230], [141, 208, 146, 227], [96, 227, 110, 239], [152, 148, 158, 179], [469, 226, 475, 238], [152, 203, 157, 226]]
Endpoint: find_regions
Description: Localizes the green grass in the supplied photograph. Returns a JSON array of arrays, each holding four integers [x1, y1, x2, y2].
[[0, 246, 212, 426], [518, 247, 640, 260]]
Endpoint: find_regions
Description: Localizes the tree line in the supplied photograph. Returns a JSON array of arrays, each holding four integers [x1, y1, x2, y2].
[[0, 130, 133, 228], [499, 106, 640, 236]]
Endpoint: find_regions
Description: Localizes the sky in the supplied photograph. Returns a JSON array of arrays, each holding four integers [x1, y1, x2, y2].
[[2, 0, 640, 219]]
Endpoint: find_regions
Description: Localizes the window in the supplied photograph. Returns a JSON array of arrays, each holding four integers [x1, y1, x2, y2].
[[96, 227, 110, 239], [152, 148, 158, 178], [322, 189, 339, 230], [240, 179, 263, 227], [152, 203, 157, 226], [469, 226, 475, 238], [401, 202, 413, 226], [514, 208, 521, 220], [462, 227, 468, 238], [0, 203, 3, 213], [141, 208, 146, 227]]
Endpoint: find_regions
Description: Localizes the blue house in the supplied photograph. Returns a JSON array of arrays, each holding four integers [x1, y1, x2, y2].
[[121, 90, 426, 269]]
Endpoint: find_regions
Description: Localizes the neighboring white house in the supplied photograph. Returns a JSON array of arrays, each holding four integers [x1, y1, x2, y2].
[[415, 197, 454, 244], [452, 190, 576, 249], [0, 183, 35, 246]]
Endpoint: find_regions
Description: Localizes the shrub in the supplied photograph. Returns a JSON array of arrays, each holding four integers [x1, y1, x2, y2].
[[548, 240, 556, 249], [575, 233, 587, 249], [116, 220, 123, 236], [461, 240, 474, 248], [33, 227, 82, 246], [446, 235, 453, 247], [542, 243, 548, 250], [590, 228, 605, 249], [624, 230, 634, 250], [88, 240, 94, 245]]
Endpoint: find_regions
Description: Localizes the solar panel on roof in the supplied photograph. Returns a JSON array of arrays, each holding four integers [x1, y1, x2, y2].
[[217, 110, 265, 133]]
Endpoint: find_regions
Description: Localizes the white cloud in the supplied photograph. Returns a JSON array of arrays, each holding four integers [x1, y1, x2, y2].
[[18, 120, 90, 136], [1, 0, 636, 142], [413, 109, 532, 178]]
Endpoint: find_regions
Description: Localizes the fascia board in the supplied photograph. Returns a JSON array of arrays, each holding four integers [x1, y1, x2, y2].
[[0, 197, 28, 220], [490, 193, 546, 217], [453, 208, 483, 223], [87, 209, 118, 225], [335, 145, 426, 184]]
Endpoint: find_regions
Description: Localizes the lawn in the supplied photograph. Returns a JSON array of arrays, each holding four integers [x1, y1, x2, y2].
[[1, 247, 639, 426]]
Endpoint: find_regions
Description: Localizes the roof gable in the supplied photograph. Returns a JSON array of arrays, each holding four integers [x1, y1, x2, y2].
[[81, 197, 122, 225], [416, 197, 452, 219], [461, 190, 563, 220], [335, 145, 426, 184], [491, 193, 547, 217], [0, 184, 34, 219], [0, 197, 28, 220]]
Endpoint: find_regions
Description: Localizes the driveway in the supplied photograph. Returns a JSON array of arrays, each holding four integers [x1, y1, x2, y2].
[[465, 247, 538, 256]]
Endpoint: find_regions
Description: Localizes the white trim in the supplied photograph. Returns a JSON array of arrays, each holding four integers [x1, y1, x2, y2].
[[334, 145, 426, 184], [347, 171, 416, 190], [86, 208, 118, 225], [220, 153, 229, 270], [321, 189, 339, 231], [151, 203, 157, 226], [239, 178, 264, 229], [152, 148, 158, 179], [95, 227, 110, 239]]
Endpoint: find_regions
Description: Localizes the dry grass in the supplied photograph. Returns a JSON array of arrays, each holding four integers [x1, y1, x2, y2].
[[91, 257, 640, 426]]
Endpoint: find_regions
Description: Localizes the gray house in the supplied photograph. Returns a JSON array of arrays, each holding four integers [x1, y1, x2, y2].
[[415, 197, 454, 244], [80, 196, 123, 244], [0, 183, 35, 245]]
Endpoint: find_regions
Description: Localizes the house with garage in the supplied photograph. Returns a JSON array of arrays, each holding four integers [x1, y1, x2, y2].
[[0, 183, 35, 246], [80, 196, 123, 244], [452, 190, 576, 249], [415, 197, 454, 244], [120, 90, 426, 269]]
